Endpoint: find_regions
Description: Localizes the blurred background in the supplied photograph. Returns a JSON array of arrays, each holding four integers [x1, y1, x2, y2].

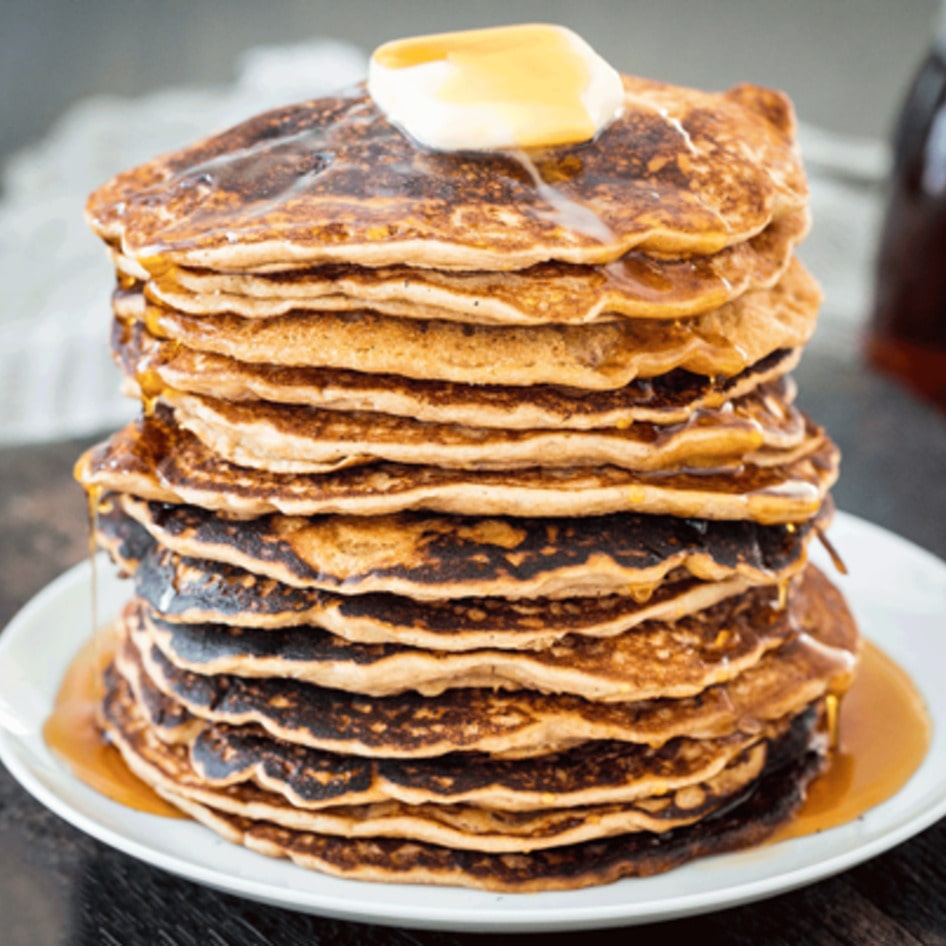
[[1, 0, 938, 157]]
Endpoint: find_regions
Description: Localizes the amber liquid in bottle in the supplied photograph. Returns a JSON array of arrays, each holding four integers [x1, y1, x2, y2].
[[868, 41, 946, 412]]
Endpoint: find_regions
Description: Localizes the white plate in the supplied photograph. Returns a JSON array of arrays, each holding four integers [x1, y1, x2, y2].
[[0, 510, 944, 932]]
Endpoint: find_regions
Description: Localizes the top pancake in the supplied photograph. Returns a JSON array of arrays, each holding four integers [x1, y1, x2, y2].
[[86, 78, 807, 271]]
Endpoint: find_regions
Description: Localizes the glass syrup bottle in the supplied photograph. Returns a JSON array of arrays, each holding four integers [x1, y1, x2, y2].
[[867, 5, 946, 413]]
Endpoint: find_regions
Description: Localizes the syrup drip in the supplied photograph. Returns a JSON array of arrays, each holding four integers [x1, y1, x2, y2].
[[771, 639, 931, 841], [815, 526, 849, 575], [136, 366, 167, 417], [506, 149, 614, 244], [824, 692, 841, 750], [85, 484, 102, 635], [48, 485, 182, 817], [601, 253, 730, 310], [143, 306, 170, 341], [42, 625, 184, 818]]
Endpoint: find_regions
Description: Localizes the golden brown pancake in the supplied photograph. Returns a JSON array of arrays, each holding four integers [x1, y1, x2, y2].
[[167, 729, 824, 892], [161, 385, 807, 475], [103, 648, 819, 879], [156, 747, 824, 891], [86, 79, 807, 270], [110, 639, 203, 745], [159, 743, 822, 892], [141, 211, 809, 325], [187, 723, 772, 814], [129, 623, 848, 758], [125, 258, 820, 389], [102, 670, 781, 853], [112, 641, 785, 811], [114, 319, 803, 430], [78, 413, 838, 523]]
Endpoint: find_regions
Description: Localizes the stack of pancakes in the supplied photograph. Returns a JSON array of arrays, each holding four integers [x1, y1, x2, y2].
[[75, 75, 859, 891]]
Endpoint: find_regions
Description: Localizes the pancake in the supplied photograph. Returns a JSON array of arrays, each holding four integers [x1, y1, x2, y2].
[[121, 566, 859, 759], [188, 724, 773, 813], [94, 496, 765, 653], [115, 319, 803, 430], [161, 746, 824, 891], [113, 631, 211, 746], [93, 502, 155, 578], [127, 258, 820, 389], [136, 575, 803, 702], [141, 211, 809, 325], [188, 714, 811, 815], [78, 413, 839, 523], [130, 626, 851, 759], [111, 637, 203, 744], [86, 79, 807, 270], [113, 638, 784, 811], [130, 544, 758, 652], [103, 493, 828, 599], [162, 384, 807, 475], [103, 669, 783, 853]]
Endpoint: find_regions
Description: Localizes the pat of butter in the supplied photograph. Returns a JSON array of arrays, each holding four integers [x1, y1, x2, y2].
[[368, 24, 624, 151]]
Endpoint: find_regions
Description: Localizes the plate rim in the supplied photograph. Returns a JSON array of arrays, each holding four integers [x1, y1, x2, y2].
[[1, 509, 945, 932]]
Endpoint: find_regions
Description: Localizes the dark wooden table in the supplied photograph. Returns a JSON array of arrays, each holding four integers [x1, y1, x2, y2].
[[1, 351, 945, 946]]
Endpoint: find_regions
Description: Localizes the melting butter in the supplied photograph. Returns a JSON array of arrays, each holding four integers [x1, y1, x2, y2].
[[368, 24, 624, 151]]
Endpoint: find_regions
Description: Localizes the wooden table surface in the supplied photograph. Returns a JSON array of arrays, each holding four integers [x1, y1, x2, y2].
[[1, 350, 944, 945]]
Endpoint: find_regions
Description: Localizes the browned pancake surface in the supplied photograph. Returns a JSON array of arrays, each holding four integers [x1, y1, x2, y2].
[[129, 543, 757, 651], [162, 383, 807, 475], [78, 412, 838, 523], [99, 492, 828, 598], [166, 749, 823, 890], [103, 668, 784, 852], [112, 636, 780, 811], [119, 566, 859, 758], [87, 79, 807, 270], [101, 664, 826, 889], [115, 317, 802, 429], [143, 211, 809, 324], [188, 723, 769, 813], [130, 259, 820, 389], [138, 577, 803, 701]]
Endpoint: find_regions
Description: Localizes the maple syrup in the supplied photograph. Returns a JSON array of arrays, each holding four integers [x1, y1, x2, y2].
[[85, 484, 101, 632], [42, 625, 183, 818], [772, 639, 931, 841]]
